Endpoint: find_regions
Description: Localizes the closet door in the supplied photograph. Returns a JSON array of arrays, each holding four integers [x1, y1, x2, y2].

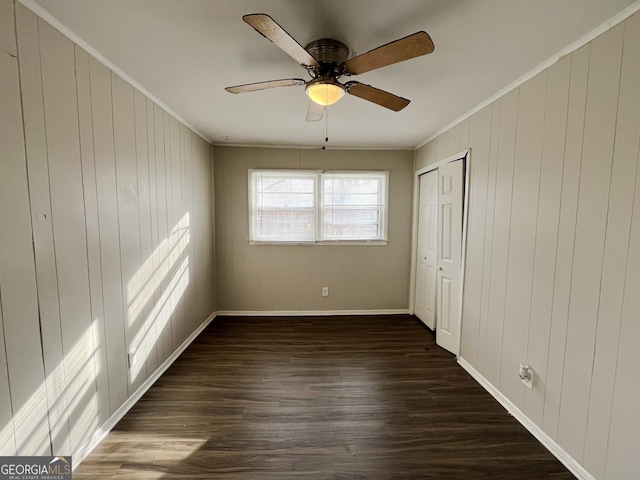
[[414, 170, 438, 329], [436, 160, 463, 355]]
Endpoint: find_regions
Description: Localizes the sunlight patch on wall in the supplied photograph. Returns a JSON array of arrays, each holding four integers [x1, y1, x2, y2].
[[0, 324, 101, 456], [62, 327, 99, 451], [127, 213, 190, 328], [0, 416, 16, 455], [129, 255, 190, 383], [9, 384, 50, 455]]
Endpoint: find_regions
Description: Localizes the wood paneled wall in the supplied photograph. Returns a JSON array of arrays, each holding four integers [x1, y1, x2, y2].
[[0, 1, 215, 458], [213, 146, 413, 313], [415, 12, 640, 479]]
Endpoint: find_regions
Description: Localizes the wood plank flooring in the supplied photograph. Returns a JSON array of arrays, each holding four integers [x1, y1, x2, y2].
[[75, 315, 575, 479]]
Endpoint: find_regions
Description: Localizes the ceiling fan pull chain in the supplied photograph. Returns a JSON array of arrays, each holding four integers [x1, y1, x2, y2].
[[325, 107, 329, 143], [323, 107, 329, 150]]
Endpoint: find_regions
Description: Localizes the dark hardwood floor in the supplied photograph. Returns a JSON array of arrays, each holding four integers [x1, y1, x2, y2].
[[75, 315, 575, 479]]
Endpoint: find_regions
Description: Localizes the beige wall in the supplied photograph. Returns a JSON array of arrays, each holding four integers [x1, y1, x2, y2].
[[4, 0, 638, 476], [416, 12, 640, 479], [0, 1, 215, 458], [214, 146, 413, 313]]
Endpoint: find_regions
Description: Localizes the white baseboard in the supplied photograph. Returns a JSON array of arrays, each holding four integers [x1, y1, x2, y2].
[[457, 357, 595, 480], [73, 312, 217, 469], [216, 309, 410, 316]]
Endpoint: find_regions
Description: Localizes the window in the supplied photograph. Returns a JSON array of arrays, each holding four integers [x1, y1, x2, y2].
[[249, 169, 388, 244], [249, 170, 317, 242]]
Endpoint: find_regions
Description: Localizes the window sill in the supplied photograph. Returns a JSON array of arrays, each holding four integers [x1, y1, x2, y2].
[[248, 240, 389, 246]]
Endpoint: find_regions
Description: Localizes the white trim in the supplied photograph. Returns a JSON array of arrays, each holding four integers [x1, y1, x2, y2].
[[457, 357, 596, 480], [215, 143, 413, 151], [414, 0, 640, 150], [72, 312, 217, 469], [17, 0, 212, 144], [414, 149, 471, 177], [458, 150, 471, 357], [249, 240, 389, 246], [408, 149, 470, 352], [216, 309, 410, 317], [409, 152, 419, 316]]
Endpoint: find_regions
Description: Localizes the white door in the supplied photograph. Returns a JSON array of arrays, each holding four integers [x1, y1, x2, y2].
[[414, 170, 438, 329], [436, 160, 463, 355]]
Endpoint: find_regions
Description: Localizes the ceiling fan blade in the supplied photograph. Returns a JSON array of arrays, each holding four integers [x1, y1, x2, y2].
[[306, 101, 325, 122], [243, 14, 319, 67], [225, 78, 306, 94], [343, 32, 434, 75], [346, 81, 410, 111]]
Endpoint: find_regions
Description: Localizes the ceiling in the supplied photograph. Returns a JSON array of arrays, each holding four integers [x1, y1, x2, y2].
[[29, 0, 638, 149]]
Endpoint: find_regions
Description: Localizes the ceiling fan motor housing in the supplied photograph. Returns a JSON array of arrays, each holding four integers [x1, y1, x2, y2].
[[305, 39, 350, 76]]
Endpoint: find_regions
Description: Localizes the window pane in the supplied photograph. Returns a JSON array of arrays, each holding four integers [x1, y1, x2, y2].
[[321, 172, 387, 241], [250, 170, 317, 242], [327, 180, 380, 193], [261, 192, 314, 208], [323, 177, 382, 206], [258, 177, 314, 193], [323, 208, 381, 240], [254, 210, 315, 241], [259, 176, 315, 208]]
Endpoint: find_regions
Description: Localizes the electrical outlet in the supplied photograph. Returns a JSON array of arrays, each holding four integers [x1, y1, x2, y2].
[[128, 348, 138, 369], [519, 364, 533, 389], [322, 287, 329, 297]]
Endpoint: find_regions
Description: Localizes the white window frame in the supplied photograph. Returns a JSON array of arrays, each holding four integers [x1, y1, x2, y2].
[[248, 169, 318, 243], [248, 169, 389, 245]]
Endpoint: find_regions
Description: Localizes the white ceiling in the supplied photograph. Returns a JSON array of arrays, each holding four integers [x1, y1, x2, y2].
[[29, 0, 638, 149]]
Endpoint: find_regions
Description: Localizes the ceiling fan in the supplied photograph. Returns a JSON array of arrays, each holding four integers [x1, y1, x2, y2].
[[225, 14, 434, 122]]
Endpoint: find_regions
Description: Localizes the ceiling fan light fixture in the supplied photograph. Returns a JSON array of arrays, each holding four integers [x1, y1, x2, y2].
[[306, 80, 345, 106]]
